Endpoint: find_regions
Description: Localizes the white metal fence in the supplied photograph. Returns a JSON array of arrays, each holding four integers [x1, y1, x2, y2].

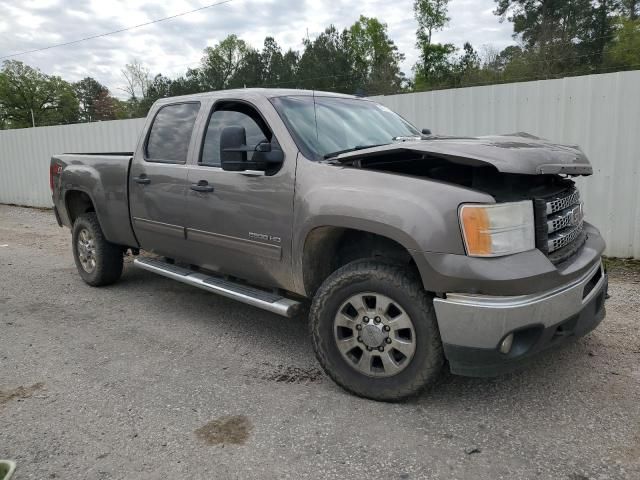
[[0, 118, 146, 208], [1, 71, 639, 257]]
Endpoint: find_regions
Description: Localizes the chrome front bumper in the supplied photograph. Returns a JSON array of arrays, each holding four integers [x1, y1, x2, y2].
[[433, 260, 606, 351]]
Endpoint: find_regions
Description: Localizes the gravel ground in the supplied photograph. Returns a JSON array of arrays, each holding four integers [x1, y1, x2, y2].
[[1, 204, 639, 480]]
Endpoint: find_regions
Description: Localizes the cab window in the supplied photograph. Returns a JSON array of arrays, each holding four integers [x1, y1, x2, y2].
[[200, 103, 271, 167], [145, 102, 200, 164]]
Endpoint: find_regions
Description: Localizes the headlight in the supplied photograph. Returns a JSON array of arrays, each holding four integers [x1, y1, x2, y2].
[[459, 200, 535, 257]]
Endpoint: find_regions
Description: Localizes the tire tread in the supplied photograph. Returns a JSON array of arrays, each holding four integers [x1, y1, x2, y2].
[[72, 212, 123, 286], [309, 259, 443, 402]]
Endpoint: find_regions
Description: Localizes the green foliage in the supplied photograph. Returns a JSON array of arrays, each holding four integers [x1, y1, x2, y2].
[[413, 43, 456, 89], [452, 42, 482, 86], [0, 60, 79, 129], [197, 34, 250, 90], [605, 18, 640, 68], [414, 0, 450, 44], [346, 16, 406, 94], [413, 0, 457, 88], [297, 26, 352, 92], [620, 0, 639, 20], [74, 77, 121, 122], [260, 37, 299, 87], [493, 0, 618, 76], [227, 48, 263, 89]]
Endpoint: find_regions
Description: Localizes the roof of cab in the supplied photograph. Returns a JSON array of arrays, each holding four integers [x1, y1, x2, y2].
[[153, 88, 362, 106]]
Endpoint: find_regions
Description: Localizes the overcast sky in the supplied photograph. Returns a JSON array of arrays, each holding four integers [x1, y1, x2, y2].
[[0, 0, 516, 97]]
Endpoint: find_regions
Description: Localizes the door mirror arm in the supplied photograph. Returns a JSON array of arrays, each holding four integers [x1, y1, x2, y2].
[[220, 126, 283, 172], [221, 146, 283, 171]]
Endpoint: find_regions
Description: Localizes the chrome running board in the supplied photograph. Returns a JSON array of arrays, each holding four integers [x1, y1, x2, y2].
[[134, 257, 302, 318]]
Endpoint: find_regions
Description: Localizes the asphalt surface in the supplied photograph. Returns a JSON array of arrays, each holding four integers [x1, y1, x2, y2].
[[1, 204, 639, 480]]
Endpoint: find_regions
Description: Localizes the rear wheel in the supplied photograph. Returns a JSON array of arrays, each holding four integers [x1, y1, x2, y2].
[[310, 259, 444, 401], [72, 213, 123, 286]]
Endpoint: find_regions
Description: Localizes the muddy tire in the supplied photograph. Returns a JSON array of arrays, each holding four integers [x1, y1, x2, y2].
[[72, 212, 123, 286], [310, 259, 444, 402]]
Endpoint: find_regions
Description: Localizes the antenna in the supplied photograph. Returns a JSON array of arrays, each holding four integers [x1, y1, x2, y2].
[[312, 89, 319, 143]]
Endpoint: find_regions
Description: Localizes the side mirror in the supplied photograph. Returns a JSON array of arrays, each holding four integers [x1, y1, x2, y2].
[[220, 126, 248, 172], [220, 126, 284, 173], [421, 128, 432, 135]]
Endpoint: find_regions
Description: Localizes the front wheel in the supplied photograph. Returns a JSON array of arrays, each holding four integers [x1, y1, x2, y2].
[[72, 212, 123, 286], [310, 259, 444, 402]]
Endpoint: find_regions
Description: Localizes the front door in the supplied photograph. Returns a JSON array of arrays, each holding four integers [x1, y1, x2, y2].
[[129, 102, 201, 258], [183, 100, 295, 290]]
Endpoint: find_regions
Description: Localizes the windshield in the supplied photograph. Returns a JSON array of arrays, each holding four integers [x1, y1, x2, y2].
[[270, 95, 420, 160]]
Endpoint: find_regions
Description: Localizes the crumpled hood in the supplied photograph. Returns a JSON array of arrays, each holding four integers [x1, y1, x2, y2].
[[331, 132, 593, 176]]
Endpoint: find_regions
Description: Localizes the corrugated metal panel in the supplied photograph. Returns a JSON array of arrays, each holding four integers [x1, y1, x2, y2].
[[0, 118, 146, 208], [371, 71, 640, 258]]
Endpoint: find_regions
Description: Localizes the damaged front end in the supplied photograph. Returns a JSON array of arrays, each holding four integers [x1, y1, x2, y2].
[[328, 132, 593, 176], [330, 133, 592, 265]]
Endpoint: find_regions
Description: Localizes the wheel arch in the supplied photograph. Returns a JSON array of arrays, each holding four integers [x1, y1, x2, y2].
[[300, 224, 425, 297], [65, 189, 97, 225]]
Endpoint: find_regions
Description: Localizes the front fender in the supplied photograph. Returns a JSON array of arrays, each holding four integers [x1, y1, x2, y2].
[[292, 159, 494, 294]]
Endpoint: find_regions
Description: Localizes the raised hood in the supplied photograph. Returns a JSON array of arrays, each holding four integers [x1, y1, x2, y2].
[[331, 133, 593, 176]]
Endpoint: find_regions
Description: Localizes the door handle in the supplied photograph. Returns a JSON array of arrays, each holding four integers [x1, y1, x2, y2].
[[190, 180, 214, 193], [133, 175, 151, 185]]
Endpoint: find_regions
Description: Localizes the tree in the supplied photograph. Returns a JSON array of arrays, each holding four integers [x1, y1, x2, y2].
[[579, 0, 618, 72], [279, 50, 300, 87], [605, 17, 640, 68], [130, 70, 205, 117], [621, 0, 639, 20], [346, 16, 406, 95], [121, 59, 151, 99], [297, 26, 353, 92], [493, 45, 530, 79], [495, 0, 586, 48], [91, 89, 120, 121], [453, 42, 482, 86], [197, 35, 250, 90], [414, 0, 450, 45], [0, 60, 78, 129], [74, 77, 110, 122], [260, 37, 299, 87], [136, 73, 171, 114], [493, 0, 614, 75], [172, 71, 202, 95], [413, 0, 457, 89], [228, 48, 263, 88]]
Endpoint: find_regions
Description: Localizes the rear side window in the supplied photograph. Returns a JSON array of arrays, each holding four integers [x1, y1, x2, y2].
[[146, 103, 200, 163]]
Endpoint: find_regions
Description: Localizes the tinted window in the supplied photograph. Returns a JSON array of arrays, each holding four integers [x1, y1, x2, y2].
[[201, 109, 268, 167], [146, 103, 200, 163]]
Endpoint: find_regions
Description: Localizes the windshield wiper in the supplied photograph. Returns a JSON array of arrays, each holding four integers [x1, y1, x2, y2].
[[323, 144, 387, 159]]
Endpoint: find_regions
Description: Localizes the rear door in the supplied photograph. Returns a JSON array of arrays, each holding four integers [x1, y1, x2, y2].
[[182, 98, 296, 290], [129, 101, 201, 257]]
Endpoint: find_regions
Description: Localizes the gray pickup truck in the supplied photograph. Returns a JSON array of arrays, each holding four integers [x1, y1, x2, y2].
[[50, 89, 608, 401]]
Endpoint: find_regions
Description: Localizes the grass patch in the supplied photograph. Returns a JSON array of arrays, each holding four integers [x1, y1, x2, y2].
[[603, 256, 640, 274]]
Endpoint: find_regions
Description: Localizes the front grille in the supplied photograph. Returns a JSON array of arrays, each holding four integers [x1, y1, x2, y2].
[[548, 206, 582, 233], [534, 186, 586, 263], [548, 220, 584, 252], [546, 189, 581, 215]]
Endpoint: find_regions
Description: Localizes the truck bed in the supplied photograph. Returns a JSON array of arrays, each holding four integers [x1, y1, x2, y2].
[[51, 153, 137, 248]]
